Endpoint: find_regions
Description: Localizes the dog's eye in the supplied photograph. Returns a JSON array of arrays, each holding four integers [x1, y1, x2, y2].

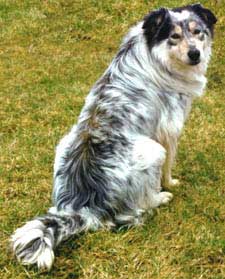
[[171, 33, 181, 39], [193, 29, 201, 35]]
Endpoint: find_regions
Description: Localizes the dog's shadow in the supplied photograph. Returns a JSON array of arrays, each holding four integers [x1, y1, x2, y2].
[[49, 213, 158, 277]]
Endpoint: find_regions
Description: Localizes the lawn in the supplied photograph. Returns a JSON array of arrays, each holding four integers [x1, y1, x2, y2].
[[0, 0, 225, 278]]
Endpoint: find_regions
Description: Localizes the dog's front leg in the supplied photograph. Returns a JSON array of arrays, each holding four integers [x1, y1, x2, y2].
[[163, 139, 180, 187]]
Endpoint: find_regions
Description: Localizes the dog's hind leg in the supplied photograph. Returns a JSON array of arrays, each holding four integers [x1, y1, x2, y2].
[[52, 125, 78, 201], [11, 126, 102, 270], [132, 136, 173, 209]]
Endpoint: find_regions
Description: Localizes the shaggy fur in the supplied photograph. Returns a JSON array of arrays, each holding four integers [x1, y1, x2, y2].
[[11, 4, 216, 270]]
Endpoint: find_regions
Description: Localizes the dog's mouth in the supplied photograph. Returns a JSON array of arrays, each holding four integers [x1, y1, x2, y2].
[[189, 59, 200, 66]]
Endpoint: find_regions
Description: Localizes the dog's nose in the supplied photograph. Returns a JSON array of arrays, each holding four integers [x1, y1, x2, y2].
[[188, 49, 200, 62]]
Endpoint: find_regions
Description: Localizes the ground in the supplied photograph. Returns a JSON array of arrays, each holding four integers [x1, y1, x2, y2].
[[0, 0, 225, 278]]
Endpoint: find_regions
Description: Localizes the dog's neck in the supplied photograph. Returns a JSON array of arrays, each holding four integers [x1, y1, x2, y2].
[[150, 60, 207, 98]]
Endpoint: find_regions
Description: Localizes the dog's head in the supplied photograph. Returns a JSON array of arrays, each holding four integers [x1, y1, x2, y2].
[[143, 4, 217, 69]]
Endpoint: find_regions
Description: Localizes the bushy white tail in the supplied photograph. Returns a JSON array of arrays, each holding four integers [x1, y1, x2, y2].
[[11, 210, 99, 270]]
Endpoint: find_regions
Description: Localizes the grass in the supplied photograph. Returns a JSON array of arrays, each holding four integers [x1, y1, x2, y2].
[[0, 0, 225, 278]]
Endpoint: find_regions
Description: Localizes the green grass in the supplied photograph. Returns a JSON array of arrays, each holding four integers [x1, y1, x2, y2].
[[0, 0, 225, 278]]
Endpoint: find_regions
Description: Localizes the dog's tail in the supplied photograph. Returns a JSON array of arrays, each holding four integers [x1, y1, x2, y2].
[[11, 208, 101, 270]]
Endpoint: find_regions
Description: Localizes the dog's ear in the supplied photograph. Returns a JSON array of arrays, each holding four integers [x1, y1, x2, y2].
[[191, 4, 217, 33], [142, 8, 172, 47]]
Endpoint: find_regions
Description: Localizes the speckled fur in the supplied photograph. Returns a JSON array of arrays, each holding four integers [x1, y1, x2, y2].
[[11, 4, 216, 270]]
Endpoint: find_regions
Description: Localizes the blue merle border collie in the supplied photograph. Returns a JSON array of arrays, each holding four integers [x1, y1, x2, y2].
[[11, 4, 216, 270]]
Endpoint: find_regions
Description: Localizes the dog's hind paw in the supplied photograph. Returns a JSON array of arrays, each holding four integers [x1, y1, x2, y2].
[[158, 192, 173, 205]]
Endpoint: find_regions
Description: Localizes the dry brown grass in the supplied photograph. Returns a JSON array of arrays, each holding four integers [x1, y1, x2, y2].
[[1, 1, 225, 278]]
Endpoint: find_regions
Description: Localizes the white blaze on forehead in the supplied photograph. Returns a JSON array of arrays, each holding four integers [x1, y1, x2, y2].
[[169, 10, 190, 21]]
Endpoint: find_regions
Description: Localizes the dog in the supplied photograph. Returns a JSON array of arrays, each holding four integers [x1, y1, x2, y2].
[[11, 4, 217, 270]]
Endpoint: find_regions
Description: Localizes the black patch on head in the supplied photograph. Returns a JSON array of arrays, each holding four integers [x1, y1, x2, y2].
[[142, 8, 172, 49], [190, 4, 217, 36], [172, 4, 217, 36]]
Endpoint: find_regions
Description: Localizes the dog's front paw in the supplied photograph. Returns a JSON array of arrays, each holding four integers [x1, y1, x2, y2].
[[164, 178, 180, 187], [170, 179, 180, 186]]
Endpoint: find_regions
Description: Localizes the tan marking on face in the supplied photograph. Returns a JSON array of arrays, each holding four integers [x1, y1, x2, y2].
[[178, 38, 189, 56], [189, 21, 197, 32], [169, 34, 191, 65], [173, 24, 182, 35]]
